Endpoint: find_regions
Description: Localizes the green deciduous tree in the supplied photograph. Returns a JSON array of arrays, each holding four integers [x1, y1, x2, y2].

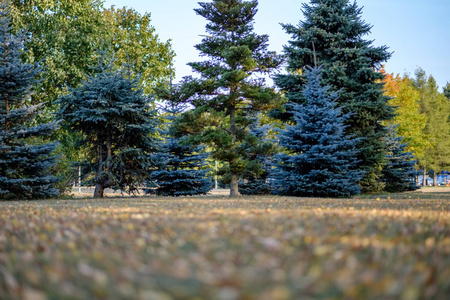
[[274, 0, 393, 193], [411, 69, 450, 186], [173, 0, 283, 197], [10, 0, 174, 107], [10, 0, 107, 109], [383, 71, 429, 162], [57, 56, 159, 198], [0, 3, 59, 200], [102, 6, 174, 95]]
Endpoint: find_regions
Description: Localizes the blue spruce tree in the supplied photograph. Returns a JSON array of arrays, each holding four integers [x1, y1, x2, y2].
[[148, 104, 213, 196], [382, 126, 418, 192], [239, 121, 278, 195], [273, 0, 393, 193], [272, 67, 363, 197], [0, 4, 59, 200], [57, 53, 159, 198]]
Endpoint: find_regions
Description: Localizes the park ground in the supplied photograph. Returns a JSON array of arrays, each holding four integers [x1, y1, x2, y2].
[[0, 191, 449, 299]]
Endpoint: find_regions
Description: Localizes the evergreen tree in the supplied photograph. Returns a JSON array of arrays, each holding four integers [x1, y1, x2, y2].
[[238, 121, 278, 195], [272, 67, 362, 198], [0, 3, 59, 200], [172, 0, 283, 197], [148, 104, 213, 196], [57, 55, 159, 198], [274, 0, 393, 193], [381, 126, 418, 192], [443, 82, 450, 100]]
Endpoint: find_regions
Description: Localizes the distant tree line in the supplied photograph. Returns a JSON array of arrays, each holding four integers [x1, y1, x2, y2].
[[1, 0, 448, 199], [383, 69, 450, 187]]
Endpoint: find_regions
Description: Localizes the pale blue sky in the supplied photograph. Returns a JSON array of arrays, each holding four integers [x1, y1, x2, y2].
[[103, 0, 449, 91]]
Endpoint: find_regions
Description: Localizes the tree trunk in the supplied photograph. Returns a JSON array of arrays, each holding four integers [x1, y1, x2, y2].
[[433, 171, 437, 187], [230, 172, 240, 197], [229, 106, 240, 197], [422, 168, 427, 187], [107, 130, 112, 173], [94, 144, 104, 198], [104, 130, 114, 187], [94, 183, 104, 198]]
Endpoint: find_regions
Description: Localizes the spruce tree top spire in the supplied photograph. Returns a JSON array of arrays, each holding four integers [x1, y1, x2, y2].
[[196, 0, 257, 32], [282, 0, 389, 89], [188, 0, 282, 87]]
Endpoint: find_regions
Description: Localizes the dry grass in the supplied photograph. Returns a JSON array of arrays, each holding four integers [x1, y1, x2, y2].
[[0, 193, 449, 299]]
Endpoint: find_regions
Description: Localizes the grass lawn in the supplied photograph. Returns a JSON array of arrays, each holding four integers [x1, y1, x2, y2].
[[0, 193, 449, 299]]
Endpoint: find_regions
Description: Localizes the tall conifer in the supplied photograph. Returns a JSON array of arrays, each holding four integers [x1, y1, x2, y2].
[[0, 3, 59, 199], [173, 0, 283, 197], [274, 0, 393, 193]]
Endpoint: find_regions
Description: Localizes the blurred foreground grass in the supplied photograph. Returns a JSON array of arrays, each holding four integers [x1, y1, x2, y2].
[[1, 194, 449, 299]]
